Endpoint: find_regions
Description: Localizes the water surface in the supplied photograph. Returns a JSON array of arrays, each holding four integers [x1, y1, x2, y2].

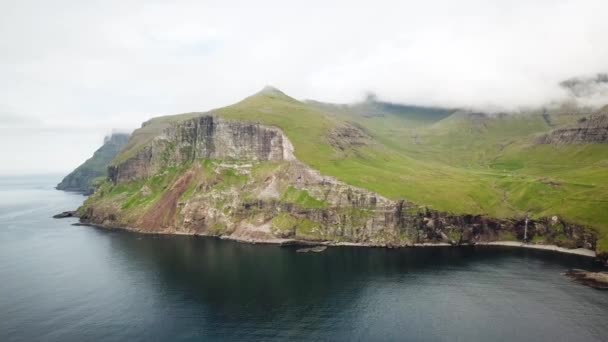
[[1, 176, 607, 341]]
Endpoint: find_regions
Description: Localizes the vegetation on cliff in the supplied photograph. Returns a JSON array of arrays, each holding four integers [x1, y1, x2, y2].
[[81, 157, 596, 250], [79, 87, 608, 253]]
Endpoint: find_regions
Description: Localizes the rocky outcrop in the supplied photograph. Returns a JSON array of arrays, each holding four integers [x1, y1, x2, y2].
[[108, 116, 294, 183], [79, 116, 598, 252], [565, 269, 608, 290], [327, 124, 370, 151], [52, 211, 77, 219], [57, 132, 130, 194], [538, 106, 608, 144]]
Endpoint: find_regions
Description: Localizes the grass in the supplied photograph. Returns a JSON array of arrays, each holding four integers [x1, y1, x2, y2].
[[270, 213, 320, 239], [108, 87, 608, 252], [270, 213, 298, 236], [281, 186, 327, 209], [294, 218, 321, 240], [213, 168, 248, 190], [82, 165, 188, 221]]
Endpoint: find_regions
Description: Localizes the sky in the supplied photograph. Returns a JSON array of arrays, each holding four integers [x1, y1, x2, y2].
[[1, 0, 608, 175]]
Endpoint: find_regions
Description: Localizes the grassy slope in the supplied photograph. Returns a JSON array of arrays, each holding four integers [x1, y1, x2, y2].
[[323, 103, 608, 249], [216, 90, 507, 215], [111, 89, 608, 251], [494, 143, 608, 251]]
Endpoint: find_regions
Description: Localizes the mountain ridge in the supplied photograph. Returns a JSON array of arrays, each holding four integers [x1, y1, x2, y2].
[[78, 114, 598, 253], [67, 87, 608, 256]]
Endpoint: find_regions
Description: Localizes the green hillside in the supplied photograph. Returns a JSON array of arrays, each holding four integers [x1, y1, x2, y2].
[[112, 88, 608, 251]]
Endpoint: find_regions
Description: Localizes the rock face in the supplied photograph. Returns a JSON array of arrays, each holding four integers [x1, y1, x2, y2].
[[538, 106, 608, 144], [108, 116, 294, 183], [52, 211, 77, 219], [565, 269, 608, 290], [57, 132, 130, 194], [79, 116, 598, 250]]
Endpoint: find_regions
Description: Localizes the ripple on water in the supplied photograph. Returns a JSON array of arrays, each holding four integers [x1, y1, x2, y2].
[[1, 177, 607, 341]]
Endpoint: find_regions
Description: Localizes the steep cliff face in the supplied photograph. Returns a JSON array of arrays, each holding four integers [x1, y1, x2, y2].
[[538, 106, 608, 144], [80, 117, 597, 250], [57, 132, 130, 194], [108, 116, 294, 183]]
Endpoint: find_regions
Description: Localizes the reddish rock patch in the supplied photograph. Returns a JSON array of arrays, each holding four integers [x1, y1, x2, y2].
[[140, 170, 196, 231]]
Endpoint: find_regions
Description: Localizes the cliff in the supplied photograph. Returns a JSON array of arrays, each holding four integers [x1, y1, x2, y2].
[[57, 132, 130, 194], [108, 116, 294, 183], [538, 105, 608, 144], [79, 115, 597, 251]]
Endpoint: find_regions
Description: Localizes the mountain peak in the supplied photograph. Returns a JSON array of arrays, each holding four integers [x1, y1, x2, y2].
[[259, 85, 283, 93], [255, 85, 293, 100], [242, 85, 299, 104]]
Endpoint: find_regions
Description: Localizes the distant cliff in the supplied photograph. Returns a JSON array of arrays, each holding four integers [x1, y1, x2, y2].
[[538, 105, 608, 144], [57, 133, 130, 194]]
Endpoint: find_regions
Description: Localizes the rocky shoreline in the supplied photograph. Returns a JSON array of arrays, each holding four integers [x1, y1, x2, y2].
[[74, 220, 603, 262], [475, 241, 597, 258], [52, 211, 78, 219], [564, 269, 608, 290]]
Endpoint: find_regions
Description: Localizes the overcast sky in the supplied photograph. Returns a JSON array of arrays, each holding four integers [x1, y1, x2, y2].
[[1, 0, 608, 175]]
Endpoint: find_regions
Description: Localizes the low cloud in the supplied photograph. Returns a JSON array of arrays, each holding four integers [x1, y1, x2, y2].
[[1, 0, 608, 173], [559, 73, 608, 106]]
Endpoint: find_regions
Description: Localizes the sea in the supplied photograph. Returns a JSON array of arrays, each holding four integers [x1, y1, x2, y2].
[[1, 175, 607, 341]]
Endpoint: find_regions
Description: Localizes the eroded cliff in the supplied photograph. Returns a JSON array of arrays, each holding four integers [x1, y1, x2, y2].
[[108, 116, 294, 183], [538, 105, 608, 144], [79, 115, 597, 251]]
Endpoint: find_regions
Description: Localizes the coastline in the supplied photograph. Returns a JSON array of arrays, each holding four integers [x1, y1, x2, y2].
[[475, 241, 596, 258], [75, 221, 598, 259]]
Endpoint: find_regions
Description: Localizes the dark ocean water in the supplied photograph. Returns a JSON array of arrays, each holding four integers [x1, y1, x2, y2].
[[1, 175, 607, 341]]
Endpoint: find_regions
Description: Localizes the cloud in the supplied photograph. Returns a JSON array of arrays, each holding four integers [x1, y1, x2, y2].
[[1, 0, 608, 174], [0, 112, 36, 127], [559, 73, 608, 106]]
